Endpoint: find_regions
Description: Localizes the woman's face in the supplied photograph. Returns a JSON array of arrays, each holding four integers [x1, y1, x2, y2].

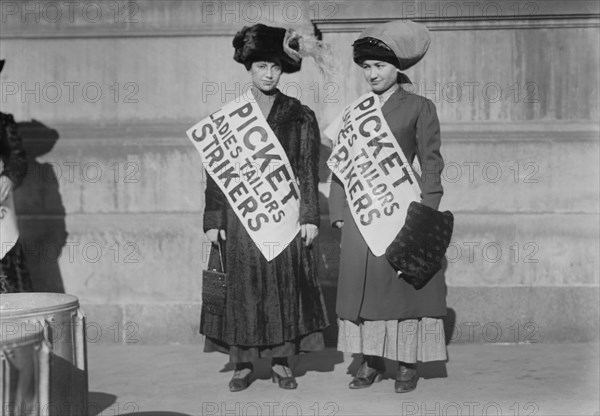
[[249, 61, 282, 93], [361, 60, 398, 93]]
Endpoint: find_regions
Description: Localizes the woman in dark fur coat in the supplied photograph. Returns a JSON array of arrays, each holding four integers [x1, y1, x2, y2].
[[0, 59, 32, 293], [200, 24, 330, 392]]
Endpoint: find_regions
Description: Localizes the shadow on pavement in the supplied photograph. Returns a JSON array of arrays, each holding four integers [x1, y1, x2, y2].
[[347, 353, 448, 380], [218, 348, 343, 381], [87, 392, 116, 416], [88, 393, 193, 416]]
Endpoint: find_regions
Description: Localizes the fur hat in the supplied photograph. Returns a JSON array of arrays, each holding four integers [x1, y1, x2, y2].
[[233, 24, 301, 73], [353, 20, 430, 70], [385, 201, 454, 290]]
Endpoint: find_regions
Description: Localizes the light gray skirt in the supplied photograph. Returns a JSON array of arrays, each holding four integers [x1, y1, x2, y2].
[[338, 318, 447, 363]]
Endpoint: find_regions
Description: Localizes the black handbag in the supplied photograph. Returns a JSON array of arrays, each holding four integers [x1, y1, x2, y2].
[[202, 242, 227, 315], [385, 201, 454, 290]]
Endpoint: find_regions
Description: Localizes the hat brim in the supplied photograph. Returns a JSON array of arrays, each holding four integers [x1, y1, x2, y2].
[[355, 20, 431, 71], [353, 38, 400, 67], [233, 24, 301, 74]]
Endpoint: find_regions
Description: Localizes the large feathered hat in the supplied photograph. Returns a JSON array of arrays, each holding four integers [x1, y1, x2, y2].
[[233, 24, 302, 73], [233, 24, 335, 77], [353, 20, 431, 71]]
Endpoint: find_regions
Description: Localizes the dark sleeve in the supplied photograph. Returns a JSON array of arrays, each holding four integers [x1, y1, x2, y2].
[[0, 113, 28, 189], [298, 106, 320, 226], [328, 174, 346, 226], [415, 99, 444, 210], [202, 173, 227, 232]]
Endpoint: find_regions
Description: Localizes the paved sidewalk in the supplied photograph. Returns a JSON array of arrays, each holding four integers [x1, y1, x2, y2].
[[87, 342, 600, 416]]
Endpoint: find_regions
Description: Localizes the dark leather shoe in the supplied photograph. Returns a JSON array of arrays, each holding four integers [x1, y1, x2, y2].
[[229, 364, 253, 392], [394, 363, 418, 393], [349, 361, 384, 389], [271, 358, 298, 390], [271, 368, 298, 389]]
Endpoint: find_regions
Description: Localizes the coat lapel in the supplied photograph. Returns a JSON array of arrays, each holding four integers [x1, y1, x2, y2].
[[381, 87, 406, 121], [267, 91, 298, 123]]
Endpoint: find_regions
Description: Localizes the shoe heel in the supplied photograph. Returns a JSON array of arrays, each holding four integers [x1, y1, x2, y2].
[[374, 372, 384, 383], [271, 370, 297, 389], [271, 371, 280, 384]]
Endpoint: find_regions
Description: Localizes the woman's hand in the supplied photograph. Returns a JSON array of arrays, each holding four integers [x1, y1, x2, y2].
[[300, 224, 318, 246], [206, 229, 226, 244], [0, 176, 14, 204], [333, 220, 344, 229]]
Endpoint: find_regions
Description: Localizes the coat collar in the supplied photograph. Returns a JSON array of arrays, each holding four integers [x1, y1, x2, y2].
[[267, 89, 303, 125], [381, 86, 408, 119]]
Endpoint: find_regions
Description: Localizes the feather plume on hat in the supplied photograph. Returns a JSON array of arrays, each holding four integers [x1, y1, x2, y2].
[[283, 29, 336, 79], [233, 24, 335, 78]]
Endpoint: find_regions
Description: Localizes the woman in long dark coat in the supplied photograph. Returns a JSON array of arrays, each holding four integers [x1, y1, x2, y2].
[[329, 21, 447, 393], [201, 24, 329, 392], [0, 59, 32, 294]]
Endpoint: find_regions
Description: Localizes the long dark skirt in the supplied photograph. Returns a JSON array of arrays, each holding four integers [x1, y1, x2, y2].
[[200, 212, 330, 363], [203, 331, 325, 363], [0, 241, 32, 293]]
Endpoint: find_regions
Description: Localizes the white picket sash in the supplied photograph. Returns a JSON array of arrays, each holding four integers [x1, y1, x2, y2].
[[187, 90, 301, 261], [325, 92, 421, 256]]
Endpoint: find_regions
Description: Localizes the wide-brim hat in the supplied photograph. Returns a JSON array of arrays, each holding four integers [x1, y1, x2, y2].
[[233, 24, 301, 73], [353, 20, 430, 70], [385, 201, 454, 290]]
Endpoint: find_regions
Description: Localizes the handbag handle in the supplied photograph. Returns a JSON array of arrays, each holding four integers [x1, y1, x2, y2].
[[215, 241, 225, 273]]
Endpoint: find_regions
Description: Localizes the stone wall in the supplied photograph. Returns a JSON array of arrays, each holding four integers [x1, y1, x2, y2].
[[1, 0, 598, 345]]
